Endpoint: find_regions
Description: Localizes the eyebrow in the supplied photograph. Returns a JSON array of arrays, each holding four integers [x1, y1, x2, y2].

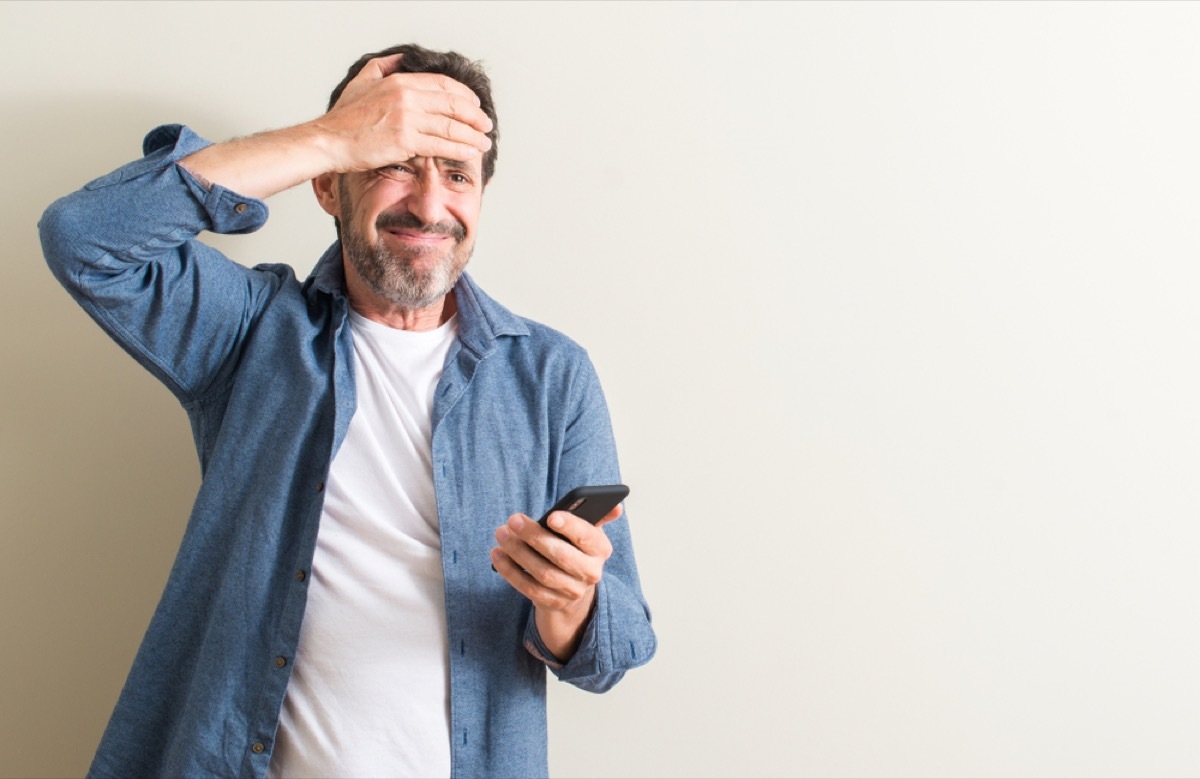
[[381, 157, 480, 178], [436, 158, 478, 174]]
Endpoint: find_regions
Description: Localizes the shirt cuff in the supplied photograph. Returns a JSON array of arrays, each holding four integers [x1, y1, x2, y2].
[[521, 582, 606, 676], [83, 123, 268, 235]]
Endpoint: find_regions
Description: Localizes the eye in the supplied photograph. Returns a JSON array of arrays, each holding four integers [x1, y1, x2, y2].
[[446, 171, 477, 190], [378, 164, 415, 180]]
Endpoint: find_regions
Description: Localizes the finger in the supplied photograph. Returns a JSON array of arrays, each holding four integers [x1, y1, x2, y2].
[[432, 72, 483, 108], [355, 105, 490, 167], [490, 547, 578, 611], [338, 67, 489, 134], [529, 516, 610, 584], [413, 89, 494, 136], [490, 547, 539, 594], [496, 520, 568, 584], [404, 135, 485, 164], [438, 89, 493, 133], [405, 71, 484, 109], [500, 516, 598, 590], [329, 54, 407, 111], [494, 524, 588, 598], [408, 111, 491, 154], [369, 74, 490, 135], [543, 511, 615, 560], [358, 52, 406, 82]]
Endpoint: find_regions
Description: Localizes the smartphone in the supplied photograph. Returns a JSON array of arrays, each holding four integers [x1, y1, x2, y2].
[[491, 484, 631, 571], [537, 484, 630, 530]]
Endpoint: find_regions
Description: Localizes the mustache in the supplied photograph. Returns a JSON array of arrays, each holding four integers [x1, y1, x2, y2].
[[375, 211, 467, 242]]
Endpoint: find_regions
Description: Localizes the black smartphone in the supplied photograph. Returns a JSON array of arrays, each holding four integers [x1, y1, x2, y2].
[[537, 484, 630, 529]]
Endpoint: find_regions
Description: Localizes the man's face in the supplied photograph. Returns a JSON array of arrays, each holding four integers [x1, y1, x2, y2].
[[329, 157, 483, 310]]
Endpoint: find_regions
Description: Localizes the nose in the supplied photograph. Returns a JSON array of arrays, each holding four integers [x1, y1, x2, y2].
[[406, 168, 451, 226]]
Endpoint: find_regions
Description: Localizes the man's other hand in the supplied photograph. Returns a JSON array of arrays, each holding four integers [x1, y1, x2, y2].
[[490, 504, 622, 662]]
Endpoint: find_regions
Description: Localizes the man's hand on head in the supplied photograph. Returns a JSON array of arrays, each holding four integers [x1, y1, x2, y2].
[[490, 504, 622, 662], [313, 52, 494, 174], [177, 54, 493, 201]]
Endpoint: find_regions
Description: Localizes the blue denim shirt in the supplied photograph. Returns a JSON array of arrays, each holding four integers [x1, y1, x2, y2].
[[38, 125, 656, 779]]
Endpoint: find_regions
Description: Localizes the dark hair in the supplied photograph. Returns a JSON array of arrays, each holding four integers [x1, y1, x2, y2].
[[328, 43, 499, 183]]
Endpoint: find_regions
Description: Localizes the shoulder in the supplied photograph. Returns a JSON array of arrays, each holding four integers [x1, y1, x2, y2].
[[251, 261, 303, 285], [462, 277, 599, 400], [516, 316, 590, 361], [458, 273, 591, 365]]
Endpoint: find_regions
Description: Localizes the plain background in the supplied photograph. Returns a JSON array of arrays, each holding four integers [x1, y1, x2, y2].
[[4, 1, 1200, 777]]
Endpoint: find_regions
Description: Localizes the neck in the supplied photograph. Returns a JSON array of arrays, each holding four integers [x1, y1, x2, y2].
[[344, 269, 459, 332], [351, 290, 457, 331]]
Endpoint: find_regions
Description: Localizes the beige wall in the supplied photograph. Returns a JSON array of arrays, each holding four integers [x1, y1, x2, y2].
[[5, 1, 1200, 776]]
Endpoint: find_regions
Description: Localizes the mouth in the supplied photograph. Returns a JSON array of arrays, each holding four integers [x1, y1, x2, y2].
[[383, 228, 453, 245], [375, 212, 467, 244]]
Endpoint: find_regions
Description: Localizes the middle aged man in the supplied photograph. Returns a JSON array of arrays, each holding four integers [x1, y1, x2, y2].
[[39, 43, 656, 778]]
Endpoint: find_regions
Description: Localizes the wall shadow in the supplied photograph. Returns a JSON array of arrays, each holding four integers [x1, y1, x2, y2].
[[0, 96, 242, 776]]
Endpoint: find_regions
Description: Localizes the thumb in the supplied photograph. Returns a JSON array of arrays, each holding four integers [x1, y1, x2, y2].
[[358, 52, 404, 82], [330, 53, 405, 111]]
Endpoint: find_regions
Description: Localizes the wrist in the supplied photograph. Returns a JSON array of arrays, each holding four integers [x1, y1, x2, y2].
[[536, 587, 597, 662], [301, 116, 353, 174], [178, 122, 339, 200]]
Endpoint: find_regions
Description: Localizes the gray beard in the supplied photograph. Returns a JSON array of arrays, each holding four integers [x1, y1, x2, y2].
[[343, 235, 469, 310], [338, 179, 472, 310]]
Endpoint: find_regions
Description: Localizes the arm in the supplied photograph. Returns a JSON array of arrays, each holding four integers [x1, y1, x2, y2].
[[39, 55, 492, 399], [491, 357, 657, 691], [38, 125, 278, 400], [177, 53, 492, 199]]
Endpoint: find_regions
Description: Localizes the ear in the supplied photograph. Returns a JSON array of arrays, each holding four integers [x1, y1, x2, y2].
[[312, 172, 340, 217]]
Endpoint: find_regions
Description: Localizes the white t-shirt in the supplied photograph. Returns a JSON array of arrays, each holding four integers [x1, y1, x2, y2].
[[268, 311, 458, 778]]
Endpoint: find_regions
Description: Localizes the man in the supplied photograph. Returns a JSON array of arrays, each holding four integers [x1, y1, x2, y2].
[[39, 43, 656, 778]]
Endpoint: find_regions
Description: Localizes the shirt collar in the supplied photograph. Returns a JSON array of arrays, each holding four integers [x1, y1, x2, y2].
[[306, 241, 347, 297], [305, 241, 529, 353]]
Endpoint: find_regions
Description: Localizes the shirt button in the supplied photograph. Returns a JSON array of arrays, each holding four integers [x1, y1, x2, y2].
[[234, 203, 248, 214], [251, 742, 266, 754], [295, 570, 307, 582], [274, 656, 288, 668]]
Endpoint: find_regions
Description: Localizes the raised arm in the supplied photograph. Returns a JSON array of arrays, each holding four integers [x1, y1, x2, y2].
[[39, 55, 494, 402], [179, 53, 494, 198]]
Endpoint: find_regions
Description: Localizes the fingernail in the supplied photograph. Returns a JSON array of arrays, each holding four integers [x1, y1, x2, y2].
[[508, 515, 525, 530]]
